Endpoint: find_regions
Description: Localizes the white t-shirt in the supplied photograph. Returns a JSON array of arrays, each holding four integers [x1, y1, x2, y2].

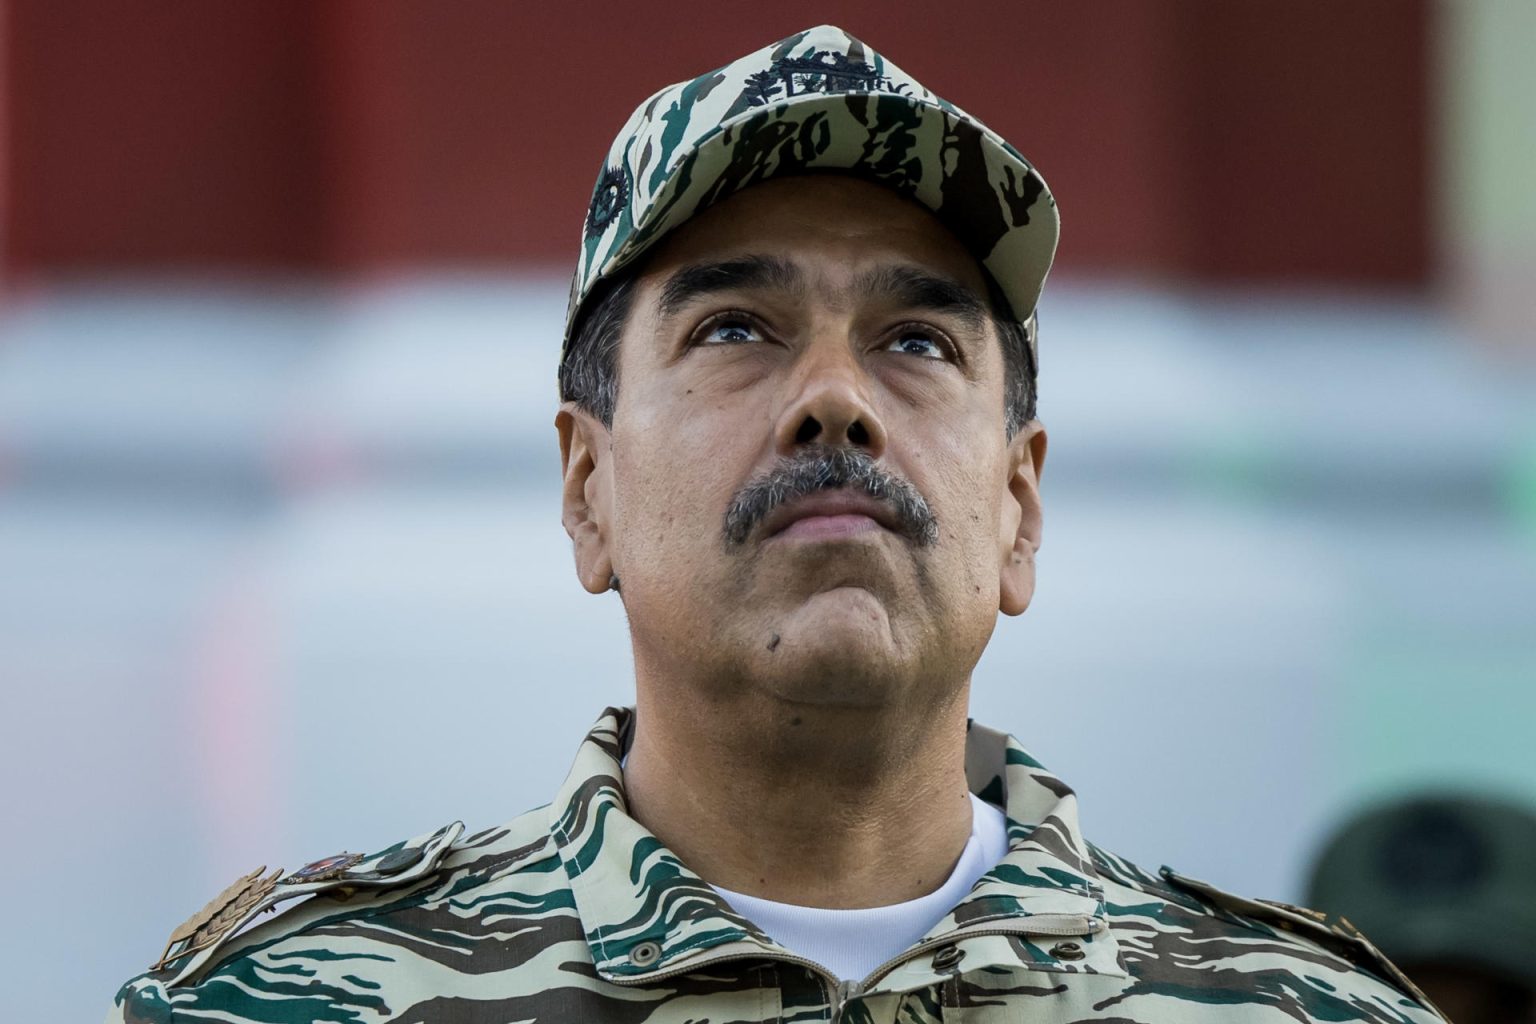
[[712, 793, 1010, 981]]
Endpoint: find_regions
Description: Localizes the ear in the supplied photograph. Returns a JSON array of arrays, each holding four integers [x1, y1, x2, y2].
[[998, 420, 1047, 617], [555, 401, 616, 595]]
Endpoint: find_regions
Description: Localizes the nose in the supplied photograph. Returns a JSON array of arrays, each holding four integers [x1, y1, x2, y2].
[[772, 342, 888, 458]]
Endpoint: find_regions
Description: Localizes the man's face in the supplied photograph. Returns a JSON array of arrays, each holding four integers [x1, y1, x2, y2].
[[559, 176, 1046, 710]]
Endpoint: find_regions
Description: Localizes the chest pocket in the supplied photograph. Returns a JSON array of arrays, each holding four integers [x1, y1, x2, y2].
[[918, 969, 1124, 1024]]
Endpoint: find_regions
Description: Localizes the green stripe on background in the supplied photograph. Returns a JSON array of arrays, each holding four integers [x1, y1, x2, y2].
[[1336, 628, 1536, 804]]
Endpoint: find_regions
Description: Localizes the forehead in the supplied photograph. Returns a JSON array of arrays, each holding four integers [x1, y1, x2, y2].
[[631, 176, 992, 301]]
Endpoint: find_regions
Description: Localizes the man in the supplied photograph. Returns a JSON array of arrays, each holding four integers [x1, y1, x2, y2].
[[108, 26, 1445, 1024], [1305, 792, 1536, 1024]]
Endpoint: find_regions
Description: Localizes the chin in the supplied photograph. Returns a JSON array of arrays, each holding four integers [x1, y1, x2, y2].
[[760, 665, 902, 710], [755, 621, 910, 710]]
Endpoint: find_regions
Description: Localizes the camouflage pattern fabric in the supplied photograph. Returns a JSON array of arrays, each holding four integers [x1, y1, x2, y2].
[[565, 25, 1058, 368], [107, 707, 1444, 1023]]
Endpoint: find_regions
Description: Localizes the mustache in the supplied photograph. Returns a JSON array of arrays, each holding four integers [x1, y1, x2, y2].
[[723, 445, 938, 547]]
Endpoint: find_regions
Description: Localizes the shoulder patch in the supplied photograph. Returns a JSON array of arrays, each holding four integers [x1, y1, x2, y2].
[[1158, 866, 1444, 1020], [152, 821, 464, 989]]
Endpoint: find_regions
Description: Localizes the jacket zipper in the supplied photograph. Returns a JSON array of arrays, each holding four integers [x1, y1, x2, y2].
[[608, 912, 1101, 1021]]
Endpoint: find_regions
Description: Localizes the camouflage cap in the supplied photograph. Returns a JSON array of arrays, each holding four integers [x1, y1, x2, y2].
[[564, 24, 1058, 367], [1304, 792, 1536, 990]]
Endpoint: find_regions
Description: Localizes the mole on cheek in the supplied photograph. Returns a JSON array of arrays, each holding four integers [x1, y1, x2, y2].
[[766, 633, 781, 651]]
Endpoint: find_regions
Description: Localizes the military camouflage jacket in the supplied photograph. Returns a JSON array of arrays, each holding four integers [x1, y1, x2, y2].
[[109, 707, 1443, 1023]]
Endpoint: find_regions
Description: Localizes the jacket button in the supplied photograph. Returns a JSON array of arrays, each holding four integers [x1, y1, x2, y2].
[[630, 941, 661, 967], [1050, 941, 1085, 961], [931, 945, 964, 971]]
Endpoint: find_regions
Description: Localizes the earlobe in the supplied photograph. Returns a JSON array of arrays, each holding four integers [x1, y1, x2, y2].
[[555, 403, 616, 595], [998, 422, 1047, 617]]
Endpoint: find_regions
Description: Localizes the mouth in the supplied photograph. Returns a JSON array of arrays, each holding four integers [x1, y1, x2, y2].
[[760, 489, 902, 542]]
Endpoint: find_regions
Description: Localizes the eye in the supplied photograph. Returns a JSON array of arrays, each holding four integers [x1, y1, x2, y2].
[[694, 312, 766, 346], [883, 325, 954, 361]]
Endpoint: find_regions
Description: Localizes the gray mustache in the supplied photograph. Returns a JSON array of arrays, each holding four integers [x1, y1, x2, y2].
[[723, 445, 938, 547]]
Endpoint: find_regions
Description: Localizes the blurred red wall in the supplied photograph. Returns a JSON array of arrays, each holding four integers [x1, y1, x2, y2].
[[2, 0, 1431, 286]]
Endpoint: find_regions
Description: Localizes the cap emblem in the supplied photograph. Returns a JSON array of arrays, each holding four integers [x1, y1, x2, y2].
[[585, 166, 631, 238], [744, 51, 909, 106]]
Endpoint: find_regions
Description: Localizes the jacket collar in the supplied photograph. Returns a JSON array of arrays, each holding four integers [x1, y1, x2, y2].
[[549, 707, 1112, 985]]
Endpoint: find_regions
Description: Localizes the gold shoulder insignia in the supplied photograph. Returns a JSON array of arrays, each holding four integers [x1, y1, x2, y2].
[[153, 866, 283, 971], [149, 821, 466, 990]]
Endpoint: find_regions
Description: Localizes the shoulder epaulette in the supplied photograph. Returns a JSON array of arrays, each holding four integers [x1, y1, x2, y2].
[[151, 821, 464, 989], [1158, 865, 1443, 1019]]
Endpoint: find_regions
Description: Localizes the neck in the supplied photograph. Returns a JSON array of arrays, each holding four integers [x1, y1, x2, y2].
[[622, 679, 974, 910]]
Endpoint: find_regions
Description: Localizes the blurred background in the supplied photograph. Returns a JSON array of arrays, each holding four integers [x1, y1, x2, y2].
[[1, 1, 1533, 1017]]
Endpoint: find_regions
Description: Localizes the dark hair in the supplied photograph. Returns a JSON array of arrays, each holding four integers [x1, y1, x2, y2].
[[560, 275, 636, 428], [559, 269, 1038, 434], [981, 274, 1040, 437]]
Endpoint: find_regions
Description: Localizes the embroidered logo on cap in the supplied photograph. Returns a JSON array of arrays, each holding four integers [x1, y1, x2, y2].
[[743, 51, 910, 106]]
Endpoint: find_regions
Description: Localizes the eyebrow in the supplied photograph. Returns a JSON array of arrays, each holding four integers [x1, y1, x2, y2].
[[658, 254, 803, 318], [852, 265, 990, 333], [656, 254, 991, 333]]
